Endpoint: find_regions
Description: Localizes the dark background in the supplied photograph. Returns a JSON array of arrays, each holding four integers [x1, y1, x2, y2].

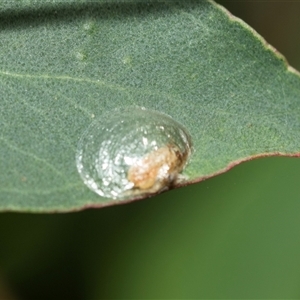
[[1, 1, 300, 299]]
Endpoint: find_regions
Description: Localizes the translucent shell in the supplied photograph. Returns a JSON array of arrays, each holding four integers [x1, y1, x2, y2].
[[76, 107, 192, 200]]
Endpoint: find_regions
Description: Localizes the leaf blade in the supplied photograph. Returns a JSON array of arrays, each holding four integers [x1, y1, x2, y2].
[[0, 1, 299, 212]]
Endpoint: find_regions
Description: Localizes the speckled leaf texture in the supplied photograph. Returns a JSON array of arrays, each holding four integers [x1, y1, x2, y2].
[[0, 0, 300, 212]]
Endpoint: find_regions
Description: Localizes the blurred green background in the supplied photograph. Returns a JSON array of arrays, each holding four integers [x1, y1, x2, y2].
[[1, 1, 300, 299]]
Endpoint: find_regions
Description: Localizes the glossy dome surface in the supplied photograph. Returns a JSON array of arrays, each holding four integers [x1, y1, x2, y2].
[[76, 107, 192, 200]]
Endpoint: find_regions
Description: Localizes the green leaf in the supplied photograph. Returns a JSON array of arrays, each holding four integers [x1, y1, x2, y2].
[[1, 1, 300, 212]]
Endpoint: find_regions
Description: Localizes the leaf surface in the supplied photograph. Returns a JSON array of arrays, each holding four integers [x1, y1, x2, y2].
[[1, 1, 300, 212]]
